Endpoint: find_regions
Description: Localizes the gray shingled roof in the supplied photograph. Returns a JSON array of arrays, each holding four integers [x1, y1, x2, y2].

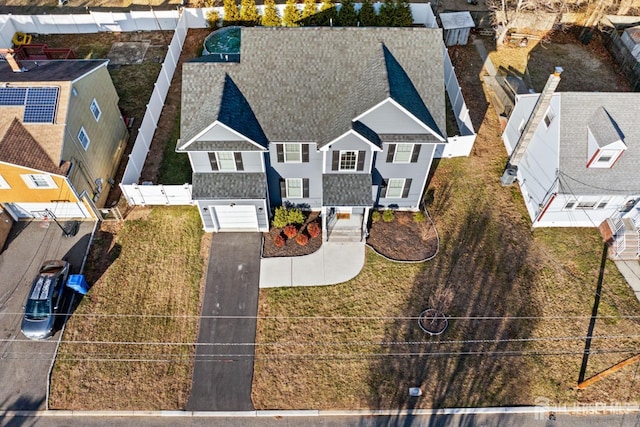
[[558, 93, 640, 195], [181, 27, 445, 149], [379, 133, 440, 143], [587, 106, 624, 148], [0, 60, 107, 82], [322, 173, 373, 206], [192, 172, 266, 199], [179, 140, 265, 152]]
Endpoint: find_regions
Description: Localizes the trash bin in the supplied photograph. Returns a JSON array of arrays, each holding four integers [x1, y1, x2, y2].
[[66, 274, 89, 295]]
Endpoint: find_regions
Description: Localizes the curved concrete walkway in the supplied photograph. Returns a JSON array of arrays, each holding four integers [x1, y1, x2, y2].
[[259, 242, 366, 288]]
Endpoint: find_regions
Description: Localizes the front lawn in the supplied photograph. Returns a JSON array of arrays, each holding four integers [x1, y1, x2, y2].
[[49, 206, 205, 410], [252, 31, 640, 409]]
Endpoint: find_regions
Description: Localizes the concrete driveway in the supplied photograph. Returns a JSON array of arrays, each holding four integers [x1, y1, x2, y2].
[[0, 219, 95, 410], [187, 233, 261, 411]]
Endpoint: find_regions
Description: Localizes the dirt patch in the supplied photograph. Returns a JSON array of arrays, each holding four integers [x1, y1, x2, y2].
[[262, 212, 322, 258], [366, 211, 438, 262]]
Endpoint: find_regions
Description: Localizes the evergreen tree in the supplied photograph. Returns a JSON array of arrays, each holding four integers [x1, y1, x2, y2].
[[222, 0, 240, 25], [301, 0, 317, 21], [261, 0, 281, 26], [376, 0, 396, 27], [240, 0, 259, 25], [319, 0, 337, 25], [394, 0, 413, 26], [336, 0, 357, 26], [282, 0, 301, 27], [357, 0, 377, 26]]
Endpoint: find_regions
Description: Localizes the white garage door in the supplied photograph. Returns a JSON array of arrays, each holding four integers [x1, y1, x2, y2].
[[212, 205, 259, 231]]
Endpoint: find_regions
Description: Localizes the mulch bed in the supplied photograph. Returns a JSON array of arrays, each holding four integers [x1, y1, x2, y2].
[[262, 212, 322, 258], [366, 210, 438, 261]]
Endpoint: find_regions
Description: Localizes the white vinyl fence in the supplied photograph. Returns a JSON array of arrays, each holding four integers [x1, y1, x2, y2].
[[441, 44, 476, 157]]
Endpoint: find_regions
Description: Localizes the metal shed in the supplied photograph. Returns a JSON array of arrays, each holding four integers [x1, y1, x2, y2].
[[440, 11, 475, 46]]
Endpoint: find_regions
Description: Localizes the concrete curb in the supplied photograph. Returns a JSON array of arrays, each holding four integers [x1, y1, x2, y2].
[[4, 405, 640, 418]]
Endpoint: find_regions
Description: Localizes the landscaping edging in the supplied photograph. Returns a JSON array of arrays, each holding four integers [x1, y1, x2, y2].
[[366, 206, 440, 263]]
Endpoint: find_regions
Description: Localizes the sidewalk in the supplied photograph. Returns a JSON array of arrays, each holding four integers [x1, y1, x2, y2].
[[259, 242, 365, 288], [614, 260, 640, 304]]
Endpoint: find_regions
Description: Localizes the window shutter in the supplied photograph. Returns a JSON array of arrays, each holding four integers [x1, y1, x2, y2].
[[276, 144, 284, 162], [381, 179, 388, 198], [410, 144, 421, 163], [234, 152, 244, 171], [386, 144, 396, 163], [280, 179, 286, 198], [332, 151, 339, 171], [302, 144, 309, 163], [208, 153, 219, 171], [402, 178, 412, 198], [303, 178, 309, 198], [357, 151, 366, 171]]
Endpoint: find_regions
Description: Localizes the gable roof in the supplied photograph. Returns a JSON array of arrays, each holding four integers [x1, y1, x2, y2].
[[587, 106, 625, 148], [558, 93, 640, 194], [181, 27, 445, 149], [0, 118, 70, 175]]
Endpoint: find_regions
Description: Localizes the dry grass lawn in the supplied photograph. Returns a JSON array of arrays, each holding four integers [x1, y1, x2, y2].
[[252, 31, 640, 409], [49, 206, 206, 410]]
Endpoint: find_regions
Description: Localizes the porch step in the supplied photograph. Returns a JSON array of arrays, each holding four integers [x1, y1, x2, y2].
[[328, 229, 362, 243]]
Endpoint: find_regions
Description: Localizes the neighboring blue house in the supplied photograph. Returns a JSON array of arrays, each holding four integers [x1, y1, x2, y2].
[[178, 27, 470, 241]]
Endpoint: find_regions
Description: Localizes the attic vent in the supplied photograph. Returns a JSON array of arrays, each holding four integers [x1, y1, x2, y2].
[[586, 106, 626, 169]]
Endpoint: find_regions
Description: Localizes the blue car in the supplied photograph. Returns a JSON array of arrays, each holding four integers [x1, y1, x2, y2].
[[21, 260, 69, 340]]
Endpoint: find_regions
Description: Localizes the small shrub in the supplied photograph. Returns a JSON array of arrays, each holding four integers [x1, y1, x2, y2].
[[284, 224, 298, 239], [371, 211, 381, 223], [296, 233, 309, 246], [382, 209, 395, 223], [413, 211, 426, 223], [307, 222, 321, 238], [273, 234, 285, 248], [287, 208, 306, 225], [272, 206, 306, 228]]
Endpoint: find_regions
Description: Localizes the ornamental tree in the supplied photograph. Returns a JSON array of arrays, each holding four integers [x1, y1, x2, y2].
[[261, 0, 281, 26], [282, 0, 301, 27]]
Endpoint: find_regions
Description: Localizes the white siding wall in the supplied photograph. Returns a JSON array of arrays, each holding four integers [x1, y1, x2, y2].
[[533, 194, 637, 227]]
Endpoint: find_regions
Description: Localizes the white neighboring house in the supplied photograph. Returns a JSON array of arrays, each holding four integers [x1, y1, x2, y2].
[[502, 90, 640, 259]]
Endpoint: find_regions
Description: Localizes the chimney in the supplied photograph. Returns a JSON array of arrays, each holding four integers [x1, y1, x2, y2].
[[5, 52, 24, 73], [501, 67, 563, 186]]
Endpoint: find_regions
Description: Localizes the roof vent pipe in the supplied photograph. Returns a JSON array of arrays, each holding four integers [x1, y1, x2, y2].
[[501, 66, 563, 186]]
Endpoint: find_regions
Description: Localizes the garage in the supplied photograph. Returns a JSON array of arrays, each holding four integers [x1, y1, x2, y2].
[[212, 205, 259, 231]]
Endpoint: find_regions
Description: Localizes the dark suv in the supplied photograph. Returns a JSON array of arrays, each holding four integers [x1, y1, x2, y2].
[[21, 260, 69, 340]]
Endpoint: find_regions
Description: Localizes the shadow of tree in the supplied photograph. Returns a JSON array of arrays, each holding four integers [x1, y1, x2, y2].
[[367, 193, 540, 413]]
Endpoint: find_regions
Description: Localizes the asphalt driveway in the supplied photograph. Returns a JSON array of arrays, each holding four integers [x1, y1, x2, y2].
[[187, 233, 261, 411], [0, 219, 95, 410]]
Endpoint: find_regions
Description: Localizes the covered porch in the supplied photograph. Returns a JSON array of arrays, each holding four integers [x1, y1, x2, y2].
[[321, 173, 372, 243]]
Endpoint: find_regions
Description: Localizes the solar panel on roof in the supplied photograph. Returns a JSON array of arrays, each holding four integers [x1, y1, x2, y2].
[[0, 87, 27, 105], [23, 105, 56, 123], [26, 87, 58, 106]]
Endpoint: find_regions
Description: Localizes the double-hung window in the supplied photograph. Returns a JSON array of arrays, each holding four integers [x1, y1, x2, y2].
[[340, 151, 357, 171], [216, 152, 236, 171], [393, 144, 413, 163], [384, 178, 412, 198], [283, 178, 309, 198], [78, 127, 90, 150], [284, 144, 301, 162], [90, 99, 101, 121], [21, 174, 57, 189]]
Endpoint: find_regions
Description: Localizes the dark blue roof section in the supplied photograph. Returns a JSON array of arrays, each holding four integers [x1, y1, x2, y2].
[[217, 74, 269, 149], [352, 120, 382, 148], [383, 45, 443, 139]]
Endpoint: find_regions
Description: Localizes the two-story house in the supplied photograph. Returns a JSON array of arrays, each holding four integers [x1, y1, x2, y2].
[[178, 27, 453, 240], [0, 57, 128, 220], [503, 88, 640, 259]]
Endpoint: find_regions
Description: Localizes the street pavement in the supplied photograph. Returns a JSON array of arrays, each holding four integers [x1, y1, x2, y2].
[[0, 220, 95, 410], [2, 412, 640, 426], [186, 233, 262, 411]]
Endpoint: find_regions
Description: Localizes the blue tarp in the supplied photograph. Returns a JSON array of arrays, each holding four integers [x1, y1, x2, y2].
[[66, 274, 89, 295]]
